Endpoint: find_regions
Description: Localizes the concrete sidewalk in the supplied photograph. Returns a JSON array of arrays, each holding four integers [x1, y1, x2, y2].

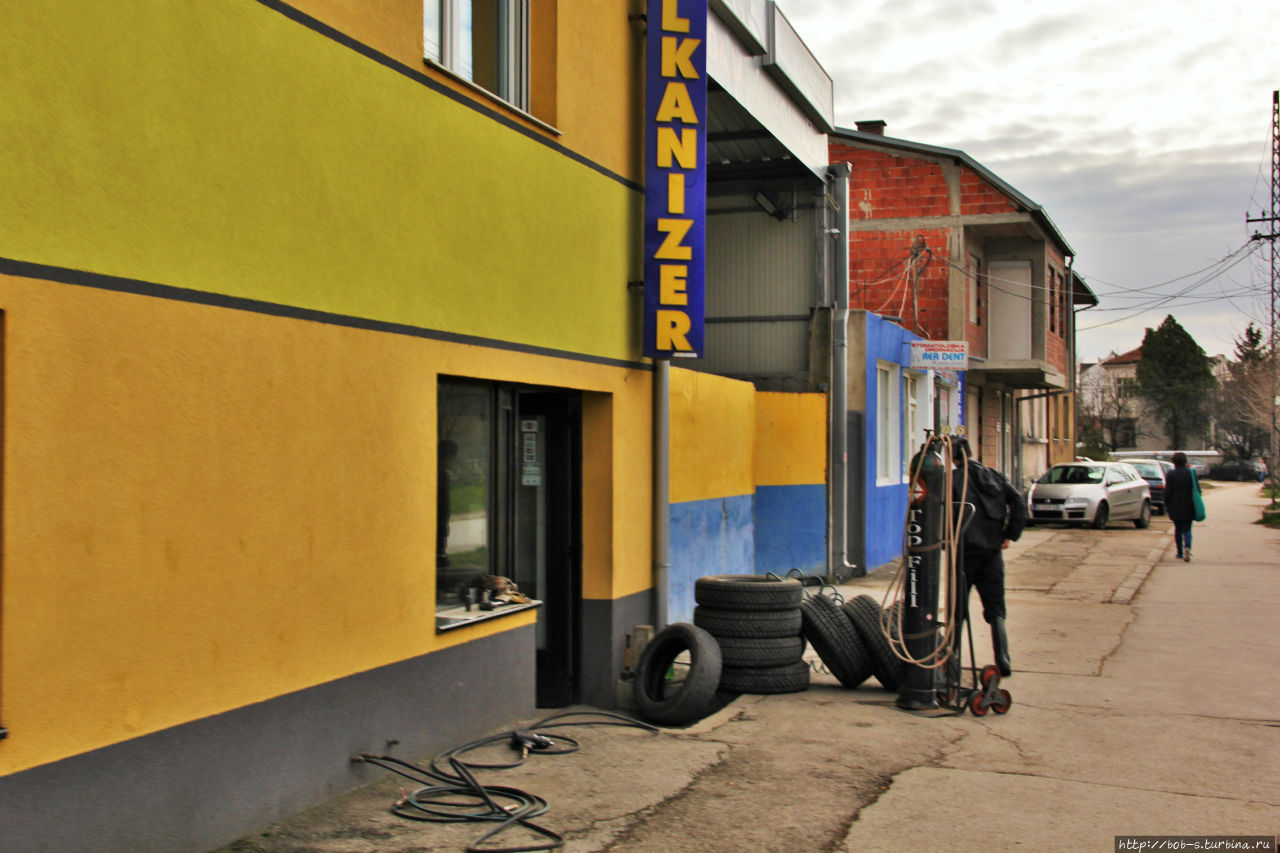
[[221, 482, 1280, 853]]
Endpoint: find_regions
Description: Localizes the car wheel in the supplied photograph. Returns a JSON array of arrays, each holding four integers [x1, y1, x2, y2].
[[1133, 500, 1151, 529], [1091, 502, 1109, 530]]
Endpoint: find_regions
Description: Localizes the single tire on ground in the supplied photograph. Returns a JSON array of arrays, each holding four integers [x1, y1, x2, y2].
[[719, 660, 810, 694], [715, 635, 805, 668], [694, 574, 804, 611], [842, 595, 903, 691], [632, 622, 723, 726], [1133, 500, 1151, 529], [799, 594, 872, 688], [693, 605, 802, 639]]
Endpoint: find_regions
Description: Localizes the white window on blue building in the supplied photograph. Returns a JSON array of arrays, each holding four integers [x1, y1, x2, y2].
[[877, 361, 900, 483]]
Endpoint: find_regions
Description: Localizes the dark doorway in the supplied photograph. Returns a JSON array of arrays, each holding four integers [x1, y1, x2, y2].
[[514, 391, 581, 708]]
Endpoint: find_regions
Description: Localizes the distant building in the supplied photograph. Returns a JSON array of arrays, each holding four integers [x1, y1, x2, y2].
[[829, 122, 1096, 527], [1078, 346, 1227, 452]]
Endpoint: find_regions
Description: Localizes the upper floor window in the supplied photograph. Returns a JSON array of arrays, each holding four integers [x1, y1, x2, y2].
[[425, 0, 530, 110], [1048, 268, 1058, 334]]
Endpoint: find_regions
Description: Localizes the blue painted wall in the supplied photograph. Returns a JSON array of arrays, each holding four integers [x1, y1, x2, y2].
[[668, 494, 754, 623], [861, 314, 921, 572], [754, 484, 826, 576]]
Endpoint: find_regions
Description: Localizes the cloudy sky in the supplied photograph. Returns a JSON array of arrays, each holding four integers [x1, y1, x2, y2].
[[782, 0, 1276, 364]]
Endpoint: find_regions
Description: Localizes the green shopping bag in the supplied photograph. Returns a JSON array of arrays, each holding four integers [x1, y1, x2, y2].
[[1191, 470, 1206, 522]]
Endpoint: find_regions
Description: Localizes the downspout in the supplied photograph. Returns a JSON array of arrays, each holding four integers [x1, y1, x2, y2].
[[653, 357, 670, 629], [828, 163, 858, 579]]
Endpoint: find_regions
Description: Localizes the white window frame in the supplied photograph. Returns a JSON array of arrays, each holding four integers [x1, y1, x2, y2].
[[425, 0, 530, 111], [902, 371, 920, 478], [877, 362, 901, 485]]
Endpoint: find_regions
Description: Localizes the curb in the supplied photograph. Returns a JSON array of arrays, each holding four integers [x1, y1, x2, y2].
[[1109, 539, 1172, 604]]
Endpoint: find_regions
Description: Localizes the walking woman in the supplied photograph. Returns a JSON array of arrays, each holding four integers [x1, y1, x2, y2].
[[1163, 452, 1202, 561]]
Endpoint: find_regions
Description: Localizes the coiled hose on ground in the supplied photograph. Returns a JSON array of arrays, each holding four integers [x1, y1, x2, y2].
[[356, 710, 659, 853]]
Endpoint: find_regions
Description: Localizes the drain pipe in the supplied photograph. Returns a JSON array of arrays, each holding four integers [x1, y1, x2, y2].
[[653, 357, 670, 628], [828, 163, 859, 579]]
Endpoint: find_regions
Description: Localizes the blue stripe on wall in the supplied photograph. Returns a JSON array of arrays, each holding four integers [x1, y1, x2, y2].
[[668, 494, 754, 623], [754, 484, 826, 576]]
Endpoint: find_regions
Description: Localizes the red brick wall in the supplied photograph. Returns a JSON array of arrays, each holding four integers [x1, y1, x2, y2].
[[848, 227, 951, 339], [835, 145, 952, 220], [958, 171, 1019, 215]]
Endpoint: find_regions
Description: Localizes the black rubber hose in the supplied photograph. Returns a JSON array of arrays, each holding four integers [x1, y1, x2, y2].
[[357, 710, 659, 853]]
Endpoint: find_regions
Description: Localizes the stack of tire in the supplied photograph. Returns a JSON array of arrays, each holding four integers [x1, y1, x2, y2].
[[692, 575, 809, 695]]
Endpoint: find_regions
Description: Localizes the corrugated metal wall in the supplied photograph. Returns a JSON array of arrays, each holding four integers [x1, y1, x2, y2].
[[696, 203, 817, 388]]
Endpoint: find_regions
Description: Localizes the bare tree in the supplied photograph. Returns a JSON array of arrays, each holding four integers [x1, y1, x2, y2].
[[1078, 363, 1147, 451]]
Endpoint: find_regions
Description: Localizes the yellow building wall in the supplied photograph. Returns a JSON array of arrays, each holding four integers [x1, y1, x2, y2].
[[669, 368, 757, 504], [0, 272, 654, 776], [0, 0, 653, 777], [283, 0, 641, 181], [755, 392, 828, 487], [0, 0, 640, 363]]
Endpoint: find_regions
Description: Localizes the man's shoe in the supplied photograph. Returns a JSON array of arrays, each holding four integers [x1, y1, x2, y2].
[[1184, 550, 1191, 562]]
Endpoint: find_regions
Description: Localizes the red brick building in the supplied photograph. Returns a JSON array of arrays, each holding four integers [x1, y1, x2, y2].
[[830, 122, 1096, 485]]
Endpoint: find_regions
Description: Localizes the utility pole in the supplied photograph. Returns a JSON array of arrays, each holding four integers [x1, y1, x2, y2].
[[1246, 90, 1279, 501]]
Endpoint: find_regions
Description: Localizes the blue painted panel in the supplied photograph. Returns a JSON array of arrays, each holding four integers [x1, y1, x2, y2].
[[754, 484, 826, 575], [860, 313, 921, 572], [865, 481, 908, 570], [668, 494, 754, 623]]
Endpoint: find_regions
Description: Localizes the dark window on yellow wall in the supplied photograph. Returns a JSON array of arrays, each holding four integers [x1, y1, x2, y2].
[[424, 0, 530, 110], [437, 379, 499, 612]]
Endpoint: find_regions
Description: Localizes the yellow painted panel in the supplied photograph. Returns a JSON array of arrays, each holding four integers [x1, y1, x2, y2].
[[0, 274, 651, 774], [669, 368, 755, 504], [0, 0, 639, 363], [555, 0, 644, 183], [755, 392, 828, 486]]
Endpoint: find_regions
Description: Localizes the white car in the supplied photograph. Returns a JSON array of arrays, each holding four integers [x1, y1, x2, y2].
[[1026, 462, 1152, 529]]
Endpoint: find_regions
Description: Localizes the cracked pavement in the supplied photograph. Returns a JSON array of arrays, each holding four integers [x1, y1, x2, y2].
[[220, 482, 1279, 852]]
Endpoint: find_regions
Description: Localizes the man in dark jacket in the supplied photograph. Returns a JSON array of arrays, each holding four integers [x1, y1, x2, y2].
[[952, 439, 1027, 676]]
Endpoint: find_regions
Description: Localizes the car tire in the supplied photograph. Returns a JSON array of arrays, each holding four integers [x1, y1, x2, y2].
[[1133, 500, 1151, 529], [842, 595, 903, 691], [1091, 502, 1109, 530], [632, 622, 723, 726], [719, 660, 810, 694], [715, 635, 805, 668], [799, 594, 871, 688], [693, 574, 804, 611], [693, 605, 802, 639]]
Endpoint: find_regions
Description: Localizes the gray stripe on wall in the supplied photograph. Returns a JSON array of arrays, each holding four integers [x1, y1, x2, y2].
[[0, 627, 537, 853], [580, 588, 653, 708]]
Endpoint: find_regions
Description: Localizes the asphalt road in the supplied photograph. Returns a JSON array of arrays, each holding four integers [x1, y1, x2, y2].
[[221, 481, 1280, 853]]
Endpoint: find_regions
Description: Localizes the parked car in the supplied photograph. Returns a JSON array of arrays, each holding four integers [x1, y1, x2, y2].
[[1125, 458, 1171, 513], [1026, 462, 1151, 529], [1187, 458, 1210, 477], [1208, 459, 1265, 481]]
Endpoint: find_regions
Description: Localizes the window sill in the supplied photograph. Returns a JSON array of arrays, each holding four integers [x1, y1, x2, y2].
[[436, 599, 542, 633], [422, 58, 561, 137]]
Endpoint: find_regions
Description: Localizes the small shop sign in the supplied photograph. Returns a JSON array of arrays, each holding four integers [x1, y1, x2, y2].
[[909, 341, 968, 371]]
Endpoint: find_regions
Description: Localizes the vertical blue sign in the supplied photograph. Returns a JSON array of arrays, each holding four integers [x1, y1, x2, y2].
[[643, 0, 707, 359]]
